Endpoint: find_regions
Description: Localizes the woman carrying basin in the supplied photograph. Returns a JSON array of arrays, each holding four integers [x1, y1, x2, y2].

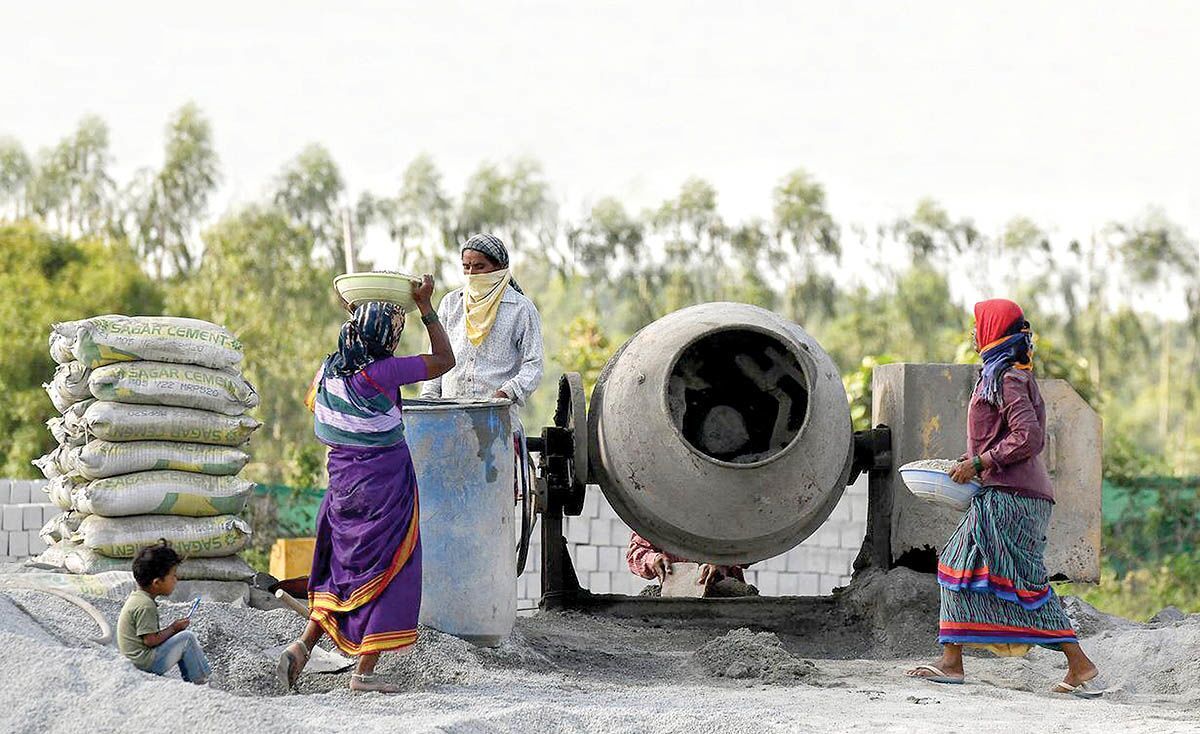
[[906, 298, 1102, 698], [279, 275, 455, 693]]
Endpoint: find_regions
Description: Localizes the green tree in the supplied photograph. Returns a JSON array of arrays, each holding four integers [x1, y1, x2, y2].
[[0, 222, 162, 475], [28, 116, 117, 237], [377, 154, 453, 274], [273, 144, 346, 265], [0, 138, 32, 220], [131, 103, 221, 278]]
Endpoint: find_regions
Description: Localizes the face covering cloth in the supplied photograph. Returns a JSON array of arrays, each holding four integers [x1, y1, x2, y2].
[[464, 269, 512, 345]]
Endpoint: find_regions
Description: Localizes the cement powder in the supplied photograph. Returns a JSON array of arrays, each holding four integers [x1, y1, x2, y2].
[[1, 570, 1200, 733], [692, 628, 817, 683]]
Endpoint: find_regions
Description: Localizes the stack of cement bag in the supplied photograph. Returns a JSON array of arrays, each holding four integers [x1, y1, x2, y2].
[[30, 315, 261, 584]]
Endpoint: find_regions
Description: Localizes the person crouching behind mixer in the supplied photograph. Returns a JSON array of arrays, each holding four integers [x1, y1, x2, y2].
[[279, 278, 455, 694], [626, 532, 757, 597]]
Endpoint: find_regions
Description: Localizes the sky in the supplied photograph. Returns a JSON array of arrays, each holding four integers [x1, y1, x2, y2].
[[3, 1, 1198, 284]]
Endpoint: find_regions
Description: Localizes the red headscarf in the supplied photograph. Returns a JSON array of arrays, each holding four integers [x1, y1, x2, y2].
[[974, 299, 1025, 351]]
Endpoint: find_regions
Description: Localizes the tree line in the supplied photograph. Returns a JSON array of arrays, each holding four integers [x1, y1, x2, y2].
[[1, 104, 1198, 484]]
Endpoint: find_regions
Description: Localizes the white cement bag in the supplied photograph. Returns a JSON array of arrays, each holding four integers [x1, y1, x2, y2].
[[76, 514, 251, 558], [89, 360, 258, 415], [72, 315, 243, 370], [46, 476, 83, 510], [43, 361, 93, 413], [82, 401, 260, 446], [71, 470, 255, 518], [25, 541, 71, 570], [61, 544, 254, 581], [33, 445, 74, 479], [39, 511, 84, 544], [49, 316, 120, 365], [72, 439, 250, 479]]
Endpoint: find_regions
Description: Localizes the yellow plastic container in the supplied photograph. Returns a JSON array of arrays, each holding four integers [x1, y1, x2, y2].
[[270, 537, 317, 580]]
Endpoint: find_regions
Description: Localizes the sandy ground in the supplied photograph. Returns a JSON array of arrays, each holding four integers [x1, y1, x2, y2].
[[1, 566, 1198, 734]]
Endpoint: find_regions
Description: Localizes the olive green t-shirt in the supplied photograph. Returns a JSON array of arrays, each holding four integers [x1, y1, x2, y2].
[[117, 590, 160, 670]]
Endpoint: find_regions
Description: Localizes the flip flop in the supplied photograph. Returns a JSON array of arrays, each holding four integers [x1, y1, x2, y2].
[[1051, 680, 1104, 699], [906, 664, 965, 684]]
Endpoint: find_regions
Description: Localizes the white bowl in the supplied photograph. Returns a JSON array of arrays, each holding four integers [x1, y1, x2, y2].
[[899, 461, 982, 511], [334, 271, 421, 310]]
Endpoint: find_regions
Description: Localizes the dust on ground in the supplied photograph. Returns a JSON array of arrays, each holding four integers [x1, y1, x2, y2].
[[2, 566, 1199, 733]]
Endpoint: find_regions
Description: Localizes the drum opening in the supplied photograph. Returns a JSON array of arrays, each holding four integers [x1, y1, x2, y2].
[[667, 328, 810, 465]]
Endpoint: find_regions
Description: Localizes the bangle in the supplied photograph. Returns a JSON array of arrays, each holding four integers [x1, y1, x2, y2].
[[420, 311, 439, 326], [972, 455, 985, 474]]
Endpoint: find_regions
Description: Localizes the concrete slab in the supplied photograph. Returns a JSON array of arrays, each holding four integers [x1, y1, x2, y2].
[[873, 363, 1101, 582]]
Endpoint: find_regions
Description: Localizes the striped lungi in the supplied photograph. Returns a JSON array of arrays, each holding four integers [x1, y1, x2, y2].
[[936, 488, 1078, 654]]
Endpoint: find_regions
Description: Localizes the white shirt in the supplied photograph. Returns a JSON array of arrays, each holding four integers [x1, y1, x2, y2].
[[420, 285, 545, 406]]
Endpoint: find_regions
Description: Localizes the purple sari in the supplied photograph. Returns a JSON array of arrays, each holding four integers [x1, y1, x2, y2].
[[307, 355, 428, 655]]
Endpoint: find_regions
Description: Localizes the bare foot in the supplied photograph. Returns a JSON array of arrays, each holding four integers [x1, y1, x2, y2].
[[349, 673, 402, 693], [1061, 661, 1099, 688]]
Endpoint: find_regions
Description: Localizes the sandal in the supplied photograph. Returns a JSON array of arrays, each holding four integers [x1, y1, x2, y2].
[[349, 673, 402, 693], [905, 664, 965, 684], [276, 639, 311, 690], [1051, 679, 1104, 699]]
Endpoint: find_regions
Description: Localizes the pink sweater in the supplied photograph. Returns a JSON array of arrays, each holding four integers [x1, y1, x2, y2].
[[625, 532, 746, 581]]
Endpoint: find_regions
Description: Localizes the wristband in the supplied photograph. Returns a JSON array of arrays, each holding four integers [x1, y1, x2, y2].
[[972, 455, 985, 474], [420, 311, 439, 326]]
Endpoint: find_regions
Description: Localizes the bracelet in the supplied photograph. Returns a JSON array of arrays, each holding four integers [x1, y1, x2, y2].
[[420, 311, 439, 326], [972, 455, 985, 474]]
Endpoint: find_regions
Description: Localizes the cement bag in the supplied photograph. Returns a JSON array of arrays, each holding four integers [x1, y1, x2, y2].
[[25, 541, 71, 570], [73, 439, 250, 479], [39, 511, 84, 544], [43, 361, 93, 413], [89, 360, 258, 415], [51, 398, 95, 445], [33, 445, 74, 479], [62, 545, 253, 581], [0, 570, 137, 600], [49, 316, 120, 365], [72, 315, 243, 370], [82, 401, 260, 446], [46, 476, 83, 510], [71, 470, 255, 517], [76, 514, 251, 558]]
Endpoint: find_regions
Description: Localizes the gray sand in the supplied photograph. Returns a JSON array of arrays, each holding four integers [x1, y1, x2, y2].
[[2, 571, 1200, 733]]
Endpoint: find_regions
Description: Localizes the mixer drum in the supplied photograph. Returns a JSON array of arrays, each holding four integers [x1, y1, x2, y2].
[[588, 302, 853, 565]]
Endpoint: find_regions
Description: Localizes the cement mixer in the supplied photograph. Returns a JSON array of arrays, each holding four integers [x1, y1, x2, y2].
[[525, 302, 893, 610]]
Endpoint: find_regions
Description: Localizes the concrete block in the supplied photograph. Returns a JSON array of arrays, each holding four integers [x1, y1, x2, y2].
[[777, 573, 801, 596], [9, 531, 29, 557], [575, 545, 598, 572], [583, 489, 600, 518], [566, 518, 590, 545], [597, 495, 620, 520], [0, 479, 11, 505], [874, 364, 1102, 582], [796, 572, 820, 595], [817, 574, 840, 595], [2, 506, 22, 531], [588, 572, 612, 594], [0, 530, 7, 555], [840, 526, 865, 552], [10, 481, 31, 504], [27, 531, 47, 555], [598, 546, 620, 572], [610, 522, 633, 548], [765, 554, 789, 572], [42, 505, 58, 524], [800, 549, 825, 574], [590, 519, 610, 548], [21, 505, 43, 531], [785, 549, 806, 572], [756, 570, 780, 596]]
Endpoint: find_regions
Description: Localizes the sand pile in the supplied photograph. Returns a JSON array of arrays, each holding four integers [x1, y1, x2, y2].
[[692, 628, 816, 683]]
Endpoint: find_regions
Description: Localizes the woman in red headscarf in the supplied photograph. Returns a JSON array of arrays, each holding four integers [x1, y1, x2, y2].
[[906, 299, 1103, 698]]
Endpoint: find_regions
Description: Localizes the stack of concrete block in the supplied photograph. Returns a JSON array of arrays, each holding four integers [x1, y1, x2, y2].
[[516, 475, 869, 610], [0, 479, 56, 562]]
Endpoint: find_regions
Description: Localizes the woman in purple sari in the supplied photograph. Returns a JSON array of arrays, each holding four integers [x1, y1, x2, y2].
[[278, 275, 454, 693]]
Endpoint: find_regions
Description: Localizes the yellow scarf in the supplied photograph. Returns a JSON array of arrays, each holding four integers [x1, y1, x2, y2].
[[464, 269, 512, 345]]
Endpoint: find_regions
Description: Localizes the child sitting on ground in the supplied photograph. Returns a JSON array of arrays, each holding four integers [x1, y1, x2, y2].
[[117, 541, 211, 684]]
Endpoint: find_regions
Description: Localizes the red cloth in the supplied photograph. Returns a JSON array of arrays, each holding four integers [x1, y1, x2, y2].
[[974, 299, 1025, 349], [625, 532, 746, 582], [968, 369, 1055, 502]]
